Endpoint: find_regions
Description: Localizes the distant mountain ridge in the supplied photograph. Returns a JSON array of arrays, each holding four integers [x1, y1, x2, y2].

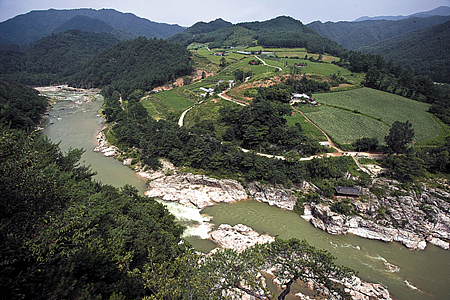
[[360, 20, 450, 83], [353, 5, 450, 22], [0, 8, 186, 46], [307, 15, 450, 50]]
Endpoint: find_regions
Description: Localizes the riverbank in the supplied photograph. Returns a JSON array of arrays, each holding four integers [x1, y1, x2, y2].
[[94, 125, 450, 251]]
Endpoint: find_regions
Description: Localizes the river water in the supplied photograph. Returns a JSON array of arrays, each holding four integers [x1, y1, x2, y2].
[[41, 89, 450, 300]]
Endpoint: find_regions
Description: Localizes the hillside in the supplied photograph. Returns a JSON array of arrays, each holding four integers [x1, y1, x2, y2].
[[0, 8, 185, 46], [307, 15, 450, 50], [69, 37, 193, 98], [360, 20, 450, 83], [0, 30, 120, 86], [169, 16, 345, 56]]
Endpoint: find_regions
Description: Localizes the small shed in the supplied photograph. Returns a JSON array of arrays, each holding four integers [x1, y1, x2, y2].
[[335, 186, 362, 197]]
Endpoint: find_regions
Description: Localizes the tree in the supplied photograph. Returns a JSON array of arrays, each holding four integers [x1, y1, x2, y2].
[[384, 120, 415, 154], [194, 238, 354, 300], [261, 238, 354, 300], [353, 137, 379, 152]]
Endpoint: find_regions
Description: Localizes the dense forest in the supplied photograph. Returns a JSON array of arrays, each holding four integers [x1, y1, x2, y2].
[[69, 37, 194, 98], [0, 30, 120, 86], [0, 81, 48, 129], [360, 20, 450, 83]]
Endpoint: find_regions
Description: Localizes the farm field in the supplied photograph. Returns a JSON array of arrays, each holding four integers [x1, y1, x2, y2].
[[307, 88, 441, 145], [304, 105, 390, 145], [141, 90, 195, 119]]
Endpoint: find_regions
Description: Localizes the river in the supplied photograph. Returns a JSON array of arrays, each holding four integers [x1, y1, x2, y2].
[[40, 88, 450, 300]]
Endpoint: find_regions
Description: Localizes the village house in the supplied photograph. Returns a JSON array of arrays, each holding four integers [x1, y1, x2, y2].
[[200, 87, 214, 93], [335, 186, 362, 198], [290, 93, 317, 106]]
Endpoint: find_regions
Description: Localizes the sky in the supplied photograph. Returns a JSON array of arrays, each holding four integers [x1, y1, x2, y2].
[[0, 0, 449, 26]]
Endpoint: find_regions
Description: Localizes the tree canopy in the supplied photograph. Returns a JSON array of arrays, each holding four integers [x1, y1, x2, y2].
[[384, 120, 415, 154]]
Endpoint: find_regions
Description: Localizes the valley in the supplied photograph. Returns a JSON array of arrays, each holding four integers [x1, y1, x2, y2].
[[2, 6, 450, 300]]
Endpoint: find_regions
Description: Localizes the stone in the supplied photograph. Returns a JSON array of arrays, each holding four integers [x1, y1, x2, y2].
[[145, 173, 248, 209], [246, 182, 297, 210], [209, 224, 275, 252], [122, 158, 133, 166]]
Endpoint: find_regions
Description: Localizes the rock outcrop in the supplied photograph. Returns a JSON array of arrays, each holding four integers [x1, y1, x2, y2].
[[246, 182, 297, 210], [94, 127, 118, 157], [303, 178, 450, 250], [210, 224, 275, 252], [145, 173, 248, 209]]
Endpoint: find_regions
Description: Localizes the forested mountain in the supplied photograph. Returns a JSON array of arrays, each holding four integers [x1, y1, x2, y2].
[[168, 18, 233, 45], [169, 16, 345, 56], [354, 6, 450, 22], [0, 30, 120, 86], [0, 8, 186, 47], [307, 15, 450, 50], [360, 20, 450, 83], [69, 37, 193, 98], [51, 15, 135, 40]]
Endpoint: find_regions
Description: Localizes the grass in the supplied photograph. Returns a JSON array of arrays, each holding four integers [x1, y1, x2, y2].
[[183, 97, 237, 137], [141, 90, 195, 119], [306, 88, 441, 145], [285, 112, 327, 141]]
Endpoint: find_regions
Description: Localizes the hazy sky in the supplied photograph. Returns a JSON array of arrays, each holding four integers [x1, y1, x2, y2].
[[1, 0, 449, 26]]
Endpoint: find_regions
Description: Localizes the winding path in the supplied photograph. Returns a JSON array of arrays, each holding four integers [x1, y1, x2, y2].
[[178, 100, 204, 127], [253, 55, 283, 71], [178, 79, 382, 174]]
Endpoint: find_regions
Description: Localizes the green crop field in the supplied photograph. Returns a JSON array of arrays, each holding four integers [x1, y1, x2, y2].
[[306, 88, 441, 145], [304, 105, 390, 145], [141, 90, 195, 119]]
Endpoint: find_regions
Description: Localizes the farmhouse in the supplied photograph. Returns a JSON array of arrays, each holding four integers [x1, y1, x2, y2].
[[295, 63, 308, 67], [335, 186, 362, 198], [290, 93, 317, 106], [236, 51, 251, 55], [200, 87, 214, 93], [217, 80, 236, 88]]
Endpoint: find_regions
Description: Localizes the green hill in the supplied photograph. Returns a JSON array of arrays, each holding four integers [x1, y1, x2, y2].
[[169, 16, 345, 56], [0, 30, 120, 86], [69, 37, 193, 97], [307, 15, 450, 50], [360, 20, 450, 83], [0, 8, 186, 47]]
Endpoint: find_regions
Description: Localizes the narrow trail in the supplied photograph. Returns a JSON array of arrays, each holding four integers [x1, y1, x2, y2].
[[178, 100, 204, 127], [253, 55, 283, 71], [292, 107, 342, 153]]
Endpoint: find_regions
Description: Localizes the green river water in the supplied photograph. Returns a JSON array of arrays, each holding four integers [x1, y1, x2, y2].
[[41, 89, 450, 300]]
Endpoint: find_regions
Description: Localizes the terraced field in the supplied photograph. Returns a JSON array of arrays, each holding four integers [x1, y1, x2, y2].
[[306, 88, 441, 145]]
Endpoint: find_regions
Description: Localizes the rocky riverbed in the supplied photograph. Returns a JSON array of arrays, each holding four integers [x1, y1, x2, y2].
[[209, 224, 393, 300]]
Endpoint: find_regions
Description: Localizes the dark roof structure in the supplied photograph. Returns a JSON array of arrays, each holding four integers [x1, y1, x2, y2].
[[335, 186, 362, 196]]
